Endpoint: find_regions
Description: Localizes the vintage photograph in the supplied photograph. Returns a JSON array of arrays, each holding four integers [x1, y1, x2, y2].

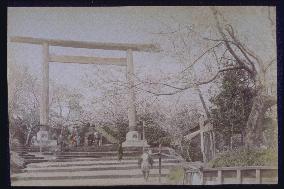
[[7, 6, 277, 185]]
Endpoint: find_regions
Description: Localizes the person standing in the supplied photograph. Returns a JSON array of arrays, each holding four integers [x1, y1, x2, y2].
[[117, 142, 123, 162], [94, 131, 100, 146], [76, 135, 81, 147], [88, 134, 93, 146], [138, 149, 154, 181], [58, 134, 63, 152]]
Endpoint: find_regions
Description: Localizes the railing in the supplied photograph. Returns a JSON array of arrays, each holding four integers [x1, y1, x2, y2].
[[184, 166, 278, 185], [94, 126, 119, 144]]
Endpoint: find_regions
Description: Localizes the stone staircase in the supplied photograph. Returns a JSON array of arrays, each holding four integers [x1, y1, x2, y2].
[[11, 145, 183, 186]]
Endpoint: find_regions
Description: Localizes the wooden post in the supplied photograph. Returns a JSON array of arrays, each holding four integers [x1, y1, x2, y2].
[[212, 131, 216, 157], [126, 49, 137, 132], [200, 171, 204, 185], [200, 131, 206, 162], [256, 169, 261, 184], [199, 116, 206, 163], [236, 169, 242, 184], [40, 43, 49, 125], [217, 170, 222, 184], [39, 139, 42, 153], [142, 120, 145, 152], [158, 144, 162, 183]]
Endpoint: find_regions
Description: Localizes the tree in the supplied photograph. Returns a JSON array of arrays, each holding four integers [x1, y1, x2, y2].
[[8, 63, 40, 146], [209, 66, 256, 150], [140, 7, 276, 150], [211, 7, 277, 148], [49, 83, 86, 135]]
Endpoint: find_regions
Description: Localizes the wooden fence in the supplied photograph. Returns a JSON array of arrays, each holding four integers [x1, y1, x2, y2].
[[184, 166, 278, 185]]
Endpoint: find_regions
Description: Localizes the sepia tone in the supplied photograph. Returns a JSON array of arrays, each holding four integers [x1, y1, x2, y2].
[[8, 7, 277, 186]]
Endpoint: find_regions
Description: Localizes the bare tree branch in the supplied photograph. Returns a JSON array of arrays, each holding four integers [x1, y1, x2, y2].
[[136, 66, 245, 96], [211, 7, 256, 77], [264, 58, 276, 72], [180, 42, 223, 74]]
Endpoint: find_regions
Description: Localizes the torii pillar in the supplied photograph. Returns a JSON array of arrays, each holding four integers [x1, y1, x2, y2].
[[37, 42, 50, 150], [40, 43, 49, 127], [122, 49, 148, 147]]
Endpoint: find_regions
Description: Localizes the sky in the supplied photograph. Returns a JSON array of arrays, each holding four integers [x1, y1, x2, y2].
[[7, 6, 276, 113]]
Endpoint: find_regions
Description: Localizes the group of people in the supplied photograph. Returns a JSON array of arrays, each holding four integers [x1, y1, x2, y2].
[[57, 129, 104, 151], [86, 131, 101, 146], [57, 128, 81, 151]]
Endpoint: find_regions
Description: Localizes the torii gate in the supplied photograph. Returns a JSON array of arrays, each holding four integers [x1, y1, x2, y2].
[[10, 36, 160, 147]]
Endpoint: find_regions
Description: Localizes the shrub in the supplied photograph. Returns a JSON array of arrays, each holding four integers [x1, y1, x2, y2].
[[208, 148, 277, 168], [167, 166, 185, 184]]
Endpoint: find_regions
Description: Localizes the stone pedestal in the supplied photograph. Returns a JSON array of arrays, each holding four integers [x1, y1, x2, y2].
[[37, 125, 49, 142], [35, 125, 57, 149], [122, 131, 149, 147]]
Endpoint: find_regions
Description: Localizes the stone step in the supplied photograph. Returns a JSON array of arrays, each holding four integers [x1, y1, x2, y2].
[[20, 156, 45, 160], [23, 156, 179, 166], [23, 166, 175, 173], [54, 157, 140, 161], [13, 146, 171, 152], [24, 163, 179, 172], [52, 155, 176, 161], [27, 159, 180, 168], [25, 159, 49, 164], [54, 155, 101, 159], [48, 150, 141, 155], [12, 176, 170, 186], [65, 145, 118, 152], [37, 154, 175, 161], [12, 168, 170, 181], [17, 151, 28, 154], [19, 154, 35, 157], [13, 147, 40, 150], [53, 152, 141, 158]]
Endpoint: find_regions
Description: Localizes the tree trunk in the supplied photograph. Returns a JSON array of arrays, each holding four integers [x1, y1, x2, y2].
[[244, 90, 276, 149], [196, 87, 210, 118], [196, 87, 215, 162]]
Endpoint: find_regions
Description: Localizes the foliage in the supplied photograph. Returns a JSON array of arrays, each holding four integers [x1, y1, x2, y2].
[[209, 67, 256, 150], [179, 137, 203, 162], [137, 111, 171, 146], [145, 124, 170, 146], [171, 107, 200, 136], [262, 117, 278, 150], [8, 64, 40, 146], [212, 7, 277, 148], [10, 151, 25, 174], [167, 166, 185, 184], [101, 117, 128, 143], [208, 148, 278, 167]]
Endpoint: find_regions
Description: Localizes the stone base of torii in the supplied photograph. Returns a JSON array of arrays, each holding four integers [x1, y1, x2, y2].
[[122, 131, 149, 147]]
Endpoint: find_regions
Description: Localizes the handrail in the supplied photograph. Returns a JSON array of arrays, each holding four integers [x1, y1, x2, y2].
[[94, 127, 119, 144]]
